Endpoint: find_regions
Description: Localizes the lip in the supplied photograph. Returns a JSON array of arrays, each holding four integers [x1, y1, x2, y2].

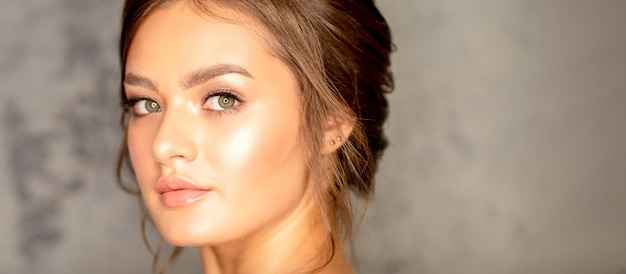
[[156, 176, 212, 208]]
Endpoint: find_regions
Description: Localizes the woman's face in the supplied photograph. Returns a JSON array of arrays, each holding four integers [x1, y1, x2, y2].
[[124, 3, 311, 246]]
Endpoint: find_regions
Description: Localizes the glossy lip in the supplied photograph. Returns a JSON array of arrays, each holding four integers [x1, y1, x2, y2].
[[157, 176, 212, 208]]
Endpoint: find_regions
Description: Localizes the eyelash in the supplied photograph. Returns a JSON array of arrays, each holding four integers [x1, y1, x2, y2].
[[122, 89, 244, 116], [122, 96, 149, 111]]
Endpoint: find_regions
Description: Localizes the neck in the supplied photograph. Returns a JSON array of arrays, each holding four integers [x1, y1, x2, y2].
[[199, 192, 354, 274]]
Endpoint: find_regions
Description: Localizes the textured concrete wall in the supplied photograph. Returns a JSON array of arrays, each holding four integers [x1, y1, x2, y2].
[[1, 0, 625, 273]]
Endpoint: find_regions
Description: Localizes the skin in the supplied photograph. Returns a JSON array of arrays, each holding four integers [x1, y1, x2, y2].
[[124, 2, 353, 273]]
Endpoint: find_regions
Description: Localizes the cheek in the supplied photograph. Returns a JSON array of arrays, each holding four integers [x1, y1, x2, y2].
[[212, 106, 304, 186], [126, 123, 158, 191], [204, 100, 308, 224], [217, 115, 298, 172]]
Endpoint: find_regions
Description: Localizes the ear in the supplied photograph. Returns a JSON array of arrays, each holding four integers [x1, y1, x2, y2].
[[322, 114, 354, 154]]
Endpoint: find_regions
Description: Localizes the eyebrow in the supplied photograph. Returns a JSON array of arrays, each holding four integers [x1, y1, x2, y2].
[[123, 64, 253, 92], [182, 64, 253, 89], [124, 72, 158, 91]]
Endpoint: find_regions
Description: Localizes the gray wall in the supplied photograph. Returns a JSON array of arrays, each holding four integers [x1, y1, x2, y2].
[[1, 0, 625, 273]]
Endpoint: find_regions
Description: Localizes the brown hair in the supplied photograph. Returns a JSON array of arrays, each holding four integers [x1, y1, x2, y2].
[[117, 0, 393, 272]]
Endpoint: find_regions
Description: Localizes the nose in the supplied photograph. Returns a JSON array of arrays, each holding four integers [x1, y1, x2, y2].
[[151, 106, 198, 165]]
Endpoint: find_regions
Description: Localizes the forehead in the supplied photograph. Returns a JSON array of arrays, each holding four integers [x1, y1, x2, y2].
[[125, 1, 276, 74]]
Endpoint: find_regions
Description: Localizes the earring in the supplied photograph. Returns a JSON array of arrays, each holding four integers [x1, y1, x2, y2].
[[330, 136, 342, 145]]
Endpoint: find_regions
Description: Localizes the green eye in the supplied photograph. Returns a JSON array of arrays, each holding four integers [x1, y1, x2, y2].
[[205, 92, 239, 111], [131, 98, 161, 115], [218, 95, 235, 109], [145, 99, 160, 112]]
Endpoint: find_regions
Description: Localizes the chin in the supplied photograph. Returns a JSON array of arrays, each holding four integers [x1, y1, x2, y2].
[[161, 234, 204, 247], [157, 223, 222, 247], [151, 211, 238, 247]]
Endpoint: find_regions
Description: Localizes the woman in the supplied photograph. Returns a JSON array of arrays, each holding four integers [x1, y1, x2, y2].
[[116, 0, 393, 273]]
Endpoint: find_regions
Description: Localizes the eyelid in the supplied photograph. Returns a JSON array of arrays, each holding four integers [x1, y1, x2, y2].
[[122, 96, 147, 110], [204, 88, 243, 102]]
